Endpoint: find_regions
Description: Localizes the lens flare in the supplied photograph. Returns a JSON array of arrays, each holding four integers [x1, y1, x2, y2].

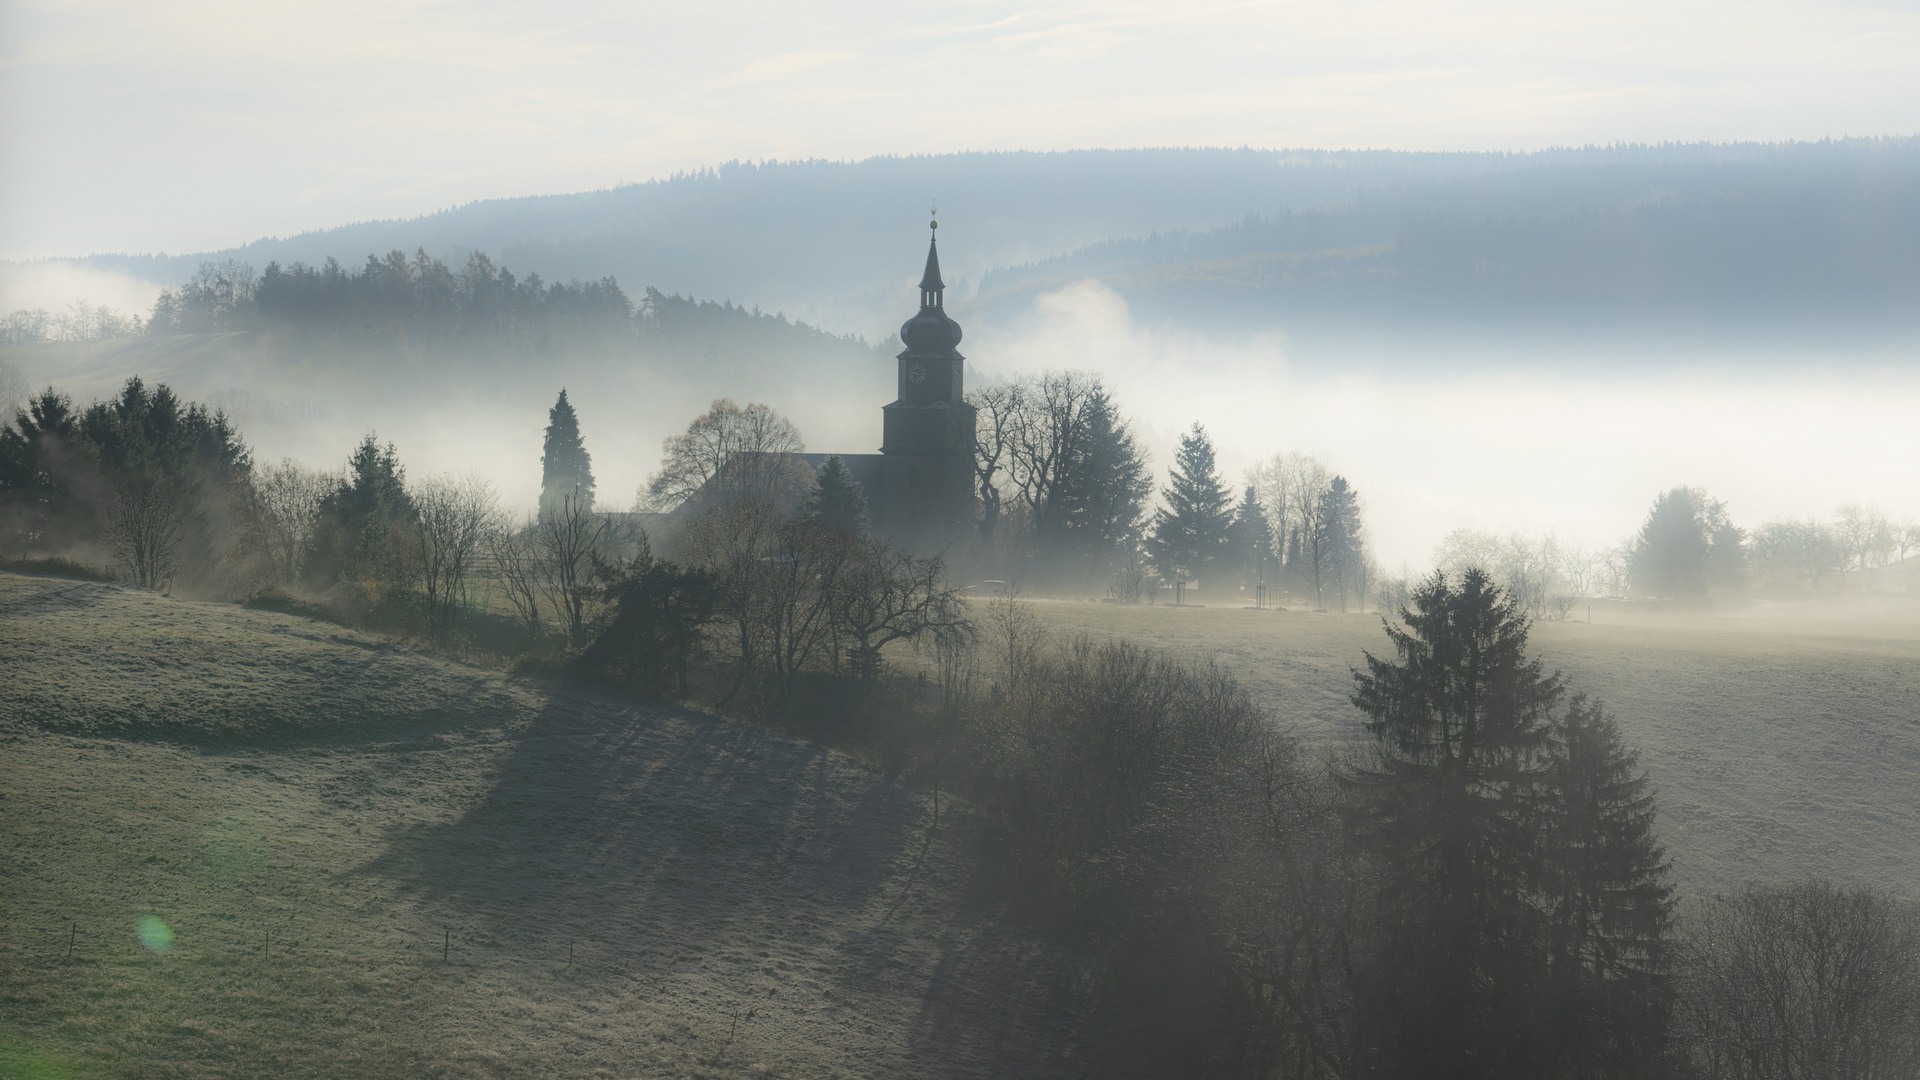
[[135, 914, 174, 953]]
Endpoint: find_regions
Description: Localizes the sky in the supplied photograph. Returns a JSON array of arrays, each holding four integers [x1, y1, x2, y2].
[[4, 0, 1920, 260]]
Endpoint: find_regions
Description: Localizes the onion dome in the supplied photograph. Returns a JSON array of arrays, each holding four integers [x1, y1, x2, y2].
[[899, 220, 964, 358]]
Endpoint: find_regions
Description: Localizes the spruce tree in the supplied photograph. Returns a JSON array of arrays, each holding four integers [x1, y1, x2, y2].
[[807, 455, 867, 537], [1539, 696, 1673, 1077], [1225, 484, 1272, 594], [540, 388, 595, 518], [1146, 423, 1232, 588], [309, 433, 413, 589], [1315, 475, 1363, 609], [1348, 569, 1560, 1077], [1052, 389, 1152, 578], [1628, 486, 1736, 598], [1348, 570, 1672, 1079]]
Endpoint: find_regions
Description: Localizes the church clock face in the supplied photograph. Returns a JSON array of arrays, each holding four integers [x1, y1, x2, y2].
[[907, 363, 927, 385]]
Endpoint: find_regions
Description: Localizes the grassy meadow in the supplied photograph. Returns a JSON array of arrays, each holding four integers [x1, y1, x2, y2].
[[1018, 595, 1920, 899], [5, 569, 1919, 1078], [0, 575, 1095, 1080]]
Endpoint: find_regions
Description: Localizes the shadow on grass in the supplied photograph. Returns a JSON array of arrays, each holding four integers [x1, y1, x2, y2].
[[362, 689, 921, 934], [356, 688, 1098, 1077]]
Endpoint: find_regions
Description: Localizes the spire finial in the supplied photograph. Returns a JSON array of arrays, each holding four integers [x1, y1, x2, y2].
[[930, 202, 938, 236]]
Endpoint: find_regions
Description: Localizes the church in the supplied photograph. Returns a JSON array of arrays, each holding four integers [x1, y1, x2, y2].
[[789, 221, 978, 554]]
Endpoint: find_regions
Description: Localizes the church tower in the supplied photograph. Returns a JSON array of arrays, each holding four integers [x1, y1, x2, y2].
[[877, 218, 977, 550]]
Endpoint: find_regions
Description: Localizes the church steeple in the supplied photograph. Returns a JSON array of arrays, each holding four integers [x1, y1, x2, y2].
[[877, 215, 978, 552], [897, 215, 963, 367], [918, 218, 945, 308]]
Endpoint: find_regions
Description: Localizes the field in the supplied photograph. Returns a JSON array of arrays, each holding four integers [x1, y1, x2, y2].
[[0, 575, 1095, 1080], [1020, 596, 1920, 899], [5, 572, 1918, 1078]]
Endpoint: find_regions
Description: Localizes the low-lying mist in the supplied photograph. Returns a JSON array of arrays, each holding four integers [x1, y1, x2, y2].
[[975, 282, 1920, 569], [7, 277, 1913, 575]]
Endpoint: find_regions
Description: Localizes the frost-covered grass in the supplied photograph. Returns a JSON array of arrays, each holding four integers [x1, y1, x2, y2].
[[1020, 597, 1920, 899], [0, 575, 1093, 1079]]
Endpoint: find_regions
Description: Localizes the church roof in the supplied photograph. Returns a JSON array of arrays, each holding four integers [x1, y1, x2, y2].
[[918, 233, 944, 292]]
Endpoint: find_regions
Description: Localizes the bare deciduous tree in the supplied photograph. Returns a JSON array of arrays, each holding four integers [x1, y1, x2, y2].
[[1006, 371, 1101, 540], [235, 458, 335, 589], [680, 495, 784, 702], [969, 378, 1027, 555], [1436, 529, 1594, 619], [758, 521, 857, 703], [983, 588, 1048, 689], [1254, 452, 1331, 603], [835, 541, 969, 679], [107, 474, 182, 590], [1679, 880, 1920, 1080], [1835, 503, 1884, 587], [1109, 551, 1150, 604], [1752, 519, 1843, 597], [1897, 519, 1920, 565], [487, 512, 546, 639], [535, 487, 618, 646], [410, 473, 499, 644], [641, 398, 806, 512]]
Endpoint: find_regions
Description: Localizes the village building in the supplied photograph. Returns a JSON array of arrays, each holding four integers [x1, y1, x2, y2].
[[788, 221, 978, 554]]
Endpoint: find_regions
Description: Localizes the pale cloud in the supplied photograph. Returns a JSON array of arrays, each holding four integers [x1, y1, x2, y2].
[[718, 50, 859, 86]]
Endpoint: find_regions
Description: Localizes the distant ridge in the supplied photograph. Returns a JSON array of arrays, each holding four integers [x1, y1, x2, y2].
[[63, 140, 1920, 342]]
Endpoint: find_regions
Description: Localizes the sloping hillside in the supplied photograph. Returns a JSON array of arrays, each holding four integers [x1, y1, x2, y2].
[[0, 575, 1095, 1079]]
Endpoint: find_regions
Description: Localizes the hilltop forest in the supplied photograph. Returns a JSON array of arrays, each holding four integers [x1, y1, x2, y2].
[[36, 140, 1920, 344]]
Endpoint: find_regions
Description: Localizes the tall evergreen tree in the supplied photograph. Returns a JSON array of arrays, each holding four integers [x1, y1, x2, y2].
[[79, 378, 249, 589], [1050, 388, 1152, 580], [1316, 475, 1363, 610], [1347, 570, 1672, 1079], [1628, 486, 1738, 598], [0, 389, 92, 551], [1225, 484, 1272, 594], [310, 433, 413, 588], [1539, 696, 1674, 1077], [540, 388, 595, 518], [1348, 569, 1558, 1077], [806, 455, 868, 538], [1146, 423, 1232, 589]]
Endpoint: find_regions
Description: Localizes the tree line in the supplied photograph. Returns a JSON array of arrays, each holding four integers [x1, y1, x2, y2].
[[1428, 487, 1920, 619], [964, 370, 1373, 606], [1, 252, 886, 385]]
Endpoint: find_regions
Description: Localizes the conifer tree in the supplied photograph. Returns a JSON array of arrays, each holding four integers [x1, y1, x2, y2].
[[1347, 570, 1673, 1079], [1628, 486, 1739, 598], [309, 433, 413, 589], [806, 455, 867, 537], [1539, 696, 1673, 1078], [1051, 388, 1152, 575], [1226, 484, 1272, 594], [1315, 475, 1363, 609], [1146, 423, 1232, 588], [540, 388, 595, 518], [1348, 569, 1560, 1076]]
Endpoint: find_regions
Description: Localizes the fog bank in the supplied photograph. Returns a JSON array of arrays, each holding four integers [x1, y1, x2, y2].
[[974, 282, 1920, 568]]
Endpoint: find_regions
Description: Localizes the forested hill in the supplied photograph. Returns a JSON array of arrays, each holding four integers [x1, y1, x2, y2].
[[974, 147, 1920, 340], [69, 139, 1920, 342]]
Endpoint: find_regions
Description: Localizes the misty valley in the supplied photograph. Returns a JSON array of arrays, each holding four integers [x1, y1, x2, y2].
[[3, 146, 1919, 1080]]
